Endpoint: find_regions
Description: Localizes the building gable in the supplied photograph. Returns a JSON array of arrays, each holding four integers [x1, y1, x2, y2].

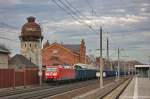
[[63, 44, 80, 54], [42, 42, 78, 56]]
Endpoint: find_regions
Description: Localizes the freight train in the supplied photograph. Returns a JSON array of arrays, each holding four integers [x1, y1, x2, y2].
[[44, 64, 128, 82]]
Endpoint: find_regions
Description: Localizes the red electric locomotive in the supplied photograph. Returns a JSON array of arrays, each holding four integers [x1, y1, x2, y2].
[[45, 65, 75, 82]]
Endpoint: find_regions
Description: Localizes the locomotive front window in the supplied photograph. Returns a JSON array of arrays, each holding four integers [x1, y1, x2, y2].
[[47, 68, 57, 71]]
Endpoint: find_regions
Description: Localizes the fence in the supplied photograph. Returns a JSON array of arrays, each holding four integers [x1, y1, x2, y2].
[[0, 68, 41, 89]]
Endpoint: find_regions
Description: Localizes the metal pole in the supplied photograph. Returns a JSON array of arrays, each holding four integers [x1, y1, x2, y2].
[[106, 32, 109, 70], [148, 56, 150, 79], [24, 67, 26, 88], [127, 63, 129, 76], [110, 60, 113, 71], [132, 64, 134, 76], [129, 63, 131, 76], [118, 48, 120, 79], [13, 69, 15, 89], [39, 38, 42, 86], [100, 27, 103, 89], [124, 62, 125, 77], [135, 66, 136, 76]]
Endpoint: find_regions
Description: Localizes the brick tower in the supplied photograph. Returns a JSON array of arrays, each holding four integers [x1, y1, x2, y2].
[[80, 39, 86, 63]]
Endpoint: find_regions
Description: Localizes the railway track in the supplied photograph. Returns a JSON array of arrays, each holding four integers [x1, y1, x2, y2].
[[45, 77, 118, 99], [68, 76, 131, 99], [0, 80, 81, 97], [1, 77, 115, 99], [0, 85, 55, 97], [0, 81, 78, 97], [102, 77, 132, 99]]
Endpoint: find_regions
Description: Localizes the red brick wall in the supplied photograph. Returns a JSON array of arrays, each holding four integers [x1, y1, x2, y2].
[[0, 68, 39, 89], [79, 42, 86, 64], [42, 44, 79, 66], [0, 69, 14, 88], [15, 70, 24, 86]]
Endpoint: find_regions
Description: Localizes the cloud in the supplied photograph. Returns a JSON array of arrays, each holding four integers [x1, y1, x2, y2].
[[0, 22, 19, 55], [41, 14, 148, 36], [0, 0, 20, 5], [141, 3, 149, 7], [20, 0, 51, 4], [0, 0, 150, 63], [110, 9, 126, 13], [140, 8, 147, 12]]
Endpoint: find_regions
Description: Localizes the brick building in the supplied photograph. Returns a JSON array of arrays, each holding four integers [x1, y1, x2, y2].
[[0, 45, 10, 69], [42, 39, 86, 66]]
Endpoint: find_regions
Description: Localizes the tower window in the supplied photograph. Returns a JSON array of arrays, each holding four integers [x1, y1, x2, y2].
[[35, 44, 36, 47], [25, 44, 26, 47], [30, 44, 31, 47]]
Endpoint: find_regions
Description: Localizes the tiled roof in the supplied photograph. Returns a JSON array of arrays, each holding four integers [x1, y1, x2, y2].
[[63, 44, 80, 54], [9, 54, 38, 68], [0, 45, 10, 54]]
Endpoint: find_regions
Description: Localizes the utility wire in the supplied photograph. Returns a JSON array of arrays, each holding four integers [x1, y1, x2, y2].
[[58, 0, 96, 31], [64, 0, 92, 20], [52, 0, 97, 33], [85, 0, 98, 17]]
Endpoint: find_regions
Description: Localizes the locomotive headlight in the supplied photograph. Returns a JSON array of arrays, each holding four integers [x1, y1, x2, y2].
[[45, 72, 49, 76], [53, 72, 57, 76]]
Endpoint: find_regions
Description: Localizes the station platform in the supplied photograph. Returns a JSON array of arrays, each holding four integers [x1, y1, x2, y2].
[[119, 76, 150, 99]]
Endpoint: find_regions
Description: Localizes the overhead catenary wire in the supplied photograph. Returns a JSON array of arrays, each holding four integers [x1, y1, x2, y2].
[[64, 0, 92, 21], [52, 0, 97, 33], [63, 0, 99, 27], [58, 0, 97, 31], [85, 0, 98, 17]]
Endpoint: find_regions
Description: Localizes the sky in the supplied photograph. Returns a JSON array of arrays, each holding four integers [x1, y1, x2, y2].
[[0, 0, 150, 63]]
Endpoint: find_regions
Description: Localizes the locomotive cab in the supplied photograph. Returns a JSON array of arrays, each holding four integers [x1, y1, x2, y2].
[[45, 66, 60, 81], [45, 65, 75, 82]]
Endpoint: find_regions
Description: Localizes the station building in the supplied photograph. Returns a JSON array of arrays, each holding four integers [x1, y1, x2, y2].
[[42, 39, 86, 66], [135, 65, 150, 77]]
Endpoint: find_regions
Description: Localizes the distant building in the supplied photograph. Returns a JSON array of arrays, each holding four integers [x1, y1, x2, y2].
[[0, 45, 10, 69], [19, 16, 43, 67], [9, 54, 37, 69], [135, 65, 149, 77], [42, 39, 86, 66], [96, 57, 109, 70], [85, 55, 92, 64]]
